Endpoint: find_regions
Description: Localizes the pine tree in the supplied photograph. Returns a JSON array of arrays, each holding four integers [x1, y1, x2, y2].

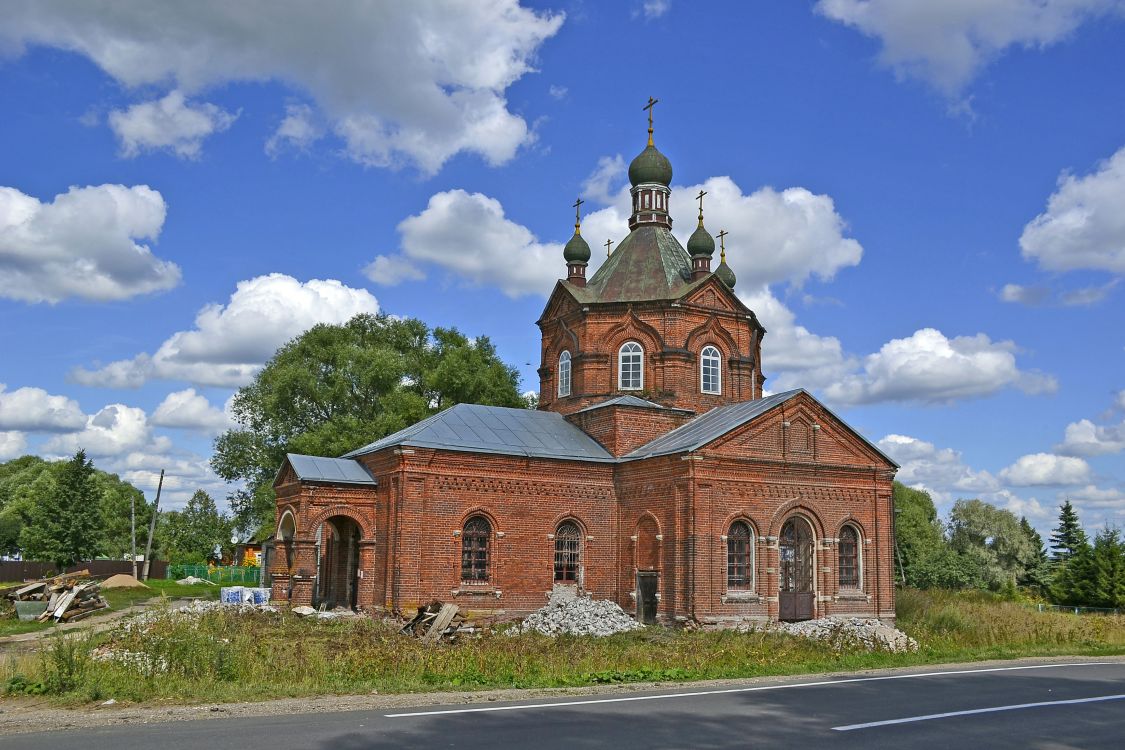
[[1089, 527, 1125, 609], [1018, 516, 1051, 593], [1049, 500, 1086, 563], [18, 450, 103, 570]]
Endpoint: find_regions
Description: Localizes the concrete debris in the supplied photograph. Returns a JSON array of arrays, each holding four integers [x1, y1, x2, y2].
[[176, 576, 215, 585], [290, 605, 364, 620], [401, 601, 468, 642], [4, 573, 108, 622], [742, 616, 918, 653], [517, 591, 643, 637], [291, 605, 317, 617]]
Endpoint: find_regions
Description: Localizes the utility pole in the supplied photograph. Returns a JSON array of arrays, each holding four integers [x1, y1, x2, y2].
[[141, 469, 164, 581], [131, 492, 137, 579]]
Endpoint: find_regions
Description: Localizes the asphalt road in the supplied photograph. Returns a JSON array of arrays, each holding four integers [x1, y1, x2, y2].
[[5, 661, 1124, 749]]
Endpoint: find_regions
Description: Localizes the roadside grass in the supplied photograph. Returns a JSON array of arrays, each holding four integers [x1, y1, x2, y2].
[[100, 580, 220, 610], [1, 588, 1122, 705]]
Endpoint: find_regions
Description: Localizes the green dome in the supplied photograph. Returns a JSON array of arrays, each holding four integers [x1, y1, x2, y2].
[[687, 224, 715, 258], [628, 144, 673, 186], [563, 231, 592, 263], [715, 260, 736, 289]]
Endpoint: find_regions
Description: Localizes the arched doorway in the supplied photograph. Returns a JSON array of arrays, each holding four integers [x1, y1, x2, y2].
[[315, 516, 361, 610], [779, 517, 814, 621]]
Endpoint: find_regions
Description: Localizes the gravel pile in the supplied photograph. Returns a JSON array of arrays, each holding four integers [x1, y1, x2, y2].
[[517, 592, 643, 637], [748, 616, 918, 653]]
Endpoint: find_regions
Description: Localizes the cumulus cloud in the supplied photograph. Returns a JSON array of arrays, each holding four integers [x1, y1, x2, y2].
[[640, 0, 671, 19], [1000, 452, 1091, 486], [1020, 145, 1125, 275], [877, 433, 1000, 498], [0, 384, 86, 432], [265, 102, 322, 157], [582, 156, 627, 205], [998, 283, 1050, 306], [1055, 417, 1125, 456], [108, 90, 238, 159], [815, 0, 1123, 96], [71, 274, 380, 388], [151, 389, 232, 433], [363, 255, 427, 287], [108, 449, 229, 510], [1, 1, 563, 173], [1067, 484, 1125, 506], [43, 404, 169, 458], [0, 184, 180, 304], [0, 431, 27, 460], [823, 328, 1057, 405]]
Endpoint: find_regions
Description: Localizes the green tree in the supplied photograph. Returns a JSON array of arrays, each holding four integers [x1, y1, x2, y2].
[[1018, 516, 1051, 594], [96, 471, 153, 559], [1087, 527, 1124, 608], [212, 313, 523, 534], [892, 482, 979, 588], [948, 498, 1038, 591], [1049, 499, 1086, 563], [18, 450, 103, 570], [1051, 536, 1095, 606], [157, 490, 232, 564]]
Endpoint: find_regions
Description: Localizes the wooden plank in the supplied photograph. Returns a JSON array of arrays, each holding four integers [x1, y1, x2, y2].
[[421, 603, 459, 644], [51, 589, 79, 620]]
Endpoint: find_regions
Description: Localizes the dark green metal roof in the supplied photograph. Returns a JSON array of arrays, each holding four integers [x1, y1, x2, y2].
[[628, 144, 673, 186], [569, 225, 704, 304], [563, 231, 591, 263]]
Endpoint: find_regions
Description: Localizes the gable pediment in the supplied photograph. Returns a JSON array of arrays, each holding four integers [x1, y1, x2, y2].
[[680, 276, 749, 315], [538, 282, 582, 325]]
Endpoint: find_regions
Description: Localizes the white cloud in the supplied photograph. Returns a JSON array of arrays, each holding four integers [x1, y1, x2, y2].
[[109, 450, 229, 510], [0, 431, 27, 460], [151, 388, 231, 433], [1000, 452, 1092, 486], [391, 190, 565, 298], [993, 488, 1050, 519], [1, 2, 563, 174], [878, 433, 1001, 498], [265, 102, 322, 157], [1020, 145, 1125, 274], [640, 0, 672, 19], [548, 84, 568, 100], [44, 404, 169, 458], [1055, 417, 1125, 456], [108, 90, 238, 159], [363, 255, 426, 287], [582, 155, 627, 205], [823, 328, 1056, 405], [71, 274, 380, 388], [0, 184, 180, 303], [0, 384, 86, 432], [1067, 484, 1125, 506], [999, 283, 1050, 306], [816, 0, 1123, 96]]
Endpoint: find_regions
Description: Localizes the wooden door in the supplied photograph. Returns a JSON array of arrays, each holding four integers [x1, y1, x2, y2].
[[779, 518, 814, 621], [636, 571, 658, 624]]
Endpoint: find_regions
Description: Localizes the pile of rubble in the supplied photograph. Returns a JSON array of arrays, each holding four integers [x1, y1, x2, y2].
[[3, 571, 108, 623], [746, 616, 918, 653], [400, 601, 471, 642], [517, 591, 643, 637]]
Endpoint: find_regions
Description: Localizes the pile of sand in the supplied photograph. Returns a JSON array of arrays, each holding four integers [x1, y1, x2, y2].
[[100, 574, 149, 589]]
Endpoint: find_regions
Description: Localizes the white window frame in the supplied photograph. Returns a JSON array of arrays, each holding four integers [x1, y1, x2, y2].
[[558, 350, 572, 397], [701, 345, 721, 394], [618, 341, 643, 390]]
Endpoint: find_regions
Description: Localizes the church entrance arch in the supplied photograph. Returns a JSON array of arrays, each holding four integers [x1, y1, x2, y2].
[[779, 517, 814, 621], [314, 516, 361, 610]]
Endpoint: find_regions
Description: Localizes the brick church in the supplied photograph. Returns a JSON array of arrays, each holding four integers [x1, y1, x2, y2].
[[270, 108, 899, 625]]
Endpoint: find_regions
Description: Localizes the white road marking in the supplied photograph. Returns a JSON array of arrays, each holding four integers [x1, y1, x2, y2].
[[384, 661, 1115, 718], [833, 693, 1125, 731]]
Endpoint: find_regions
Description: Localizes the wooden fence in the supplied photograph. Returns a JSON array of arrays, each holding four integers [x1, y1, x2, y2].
[[0, 559, 168, 582]]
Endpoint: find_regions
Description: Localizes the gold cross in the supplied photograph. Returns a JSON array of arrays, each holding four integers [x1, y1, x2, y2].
[[696, 189, 707, 225], [716, 229, 728, 262], [643, 96, 659, 145], [605, 238, 614, 257], [572, 197, 584, 233]]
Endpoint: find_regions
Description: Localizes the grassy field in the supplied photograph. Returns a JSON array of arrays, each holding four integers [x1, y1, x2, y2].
[[1, 588, 1122, 705]]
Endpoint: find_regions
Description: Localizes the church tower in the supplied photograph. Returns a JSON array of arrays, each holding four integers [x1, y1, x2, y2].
[[537, 101, 765, 429]]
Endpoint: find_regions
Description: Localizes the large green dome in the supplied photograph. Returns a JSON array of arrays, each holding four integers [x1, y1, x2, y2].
[[628, 144, 673, 186], [687, 224, 715, 258], [563, 231, 592, 263]]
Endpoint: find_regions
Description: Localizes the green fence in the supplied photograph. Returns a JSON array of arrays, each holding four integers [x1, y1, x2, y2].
[[166, 564, 261, 585]]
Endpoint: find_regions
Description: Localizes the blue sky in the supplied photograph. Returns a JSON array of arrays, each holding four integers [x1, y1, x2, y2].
[[0, 1, 1123, 536]]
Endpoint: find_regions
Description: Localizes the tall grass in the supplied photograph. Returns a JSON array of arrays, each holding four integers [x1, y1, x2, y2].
[[2, 589, 1122, 705]]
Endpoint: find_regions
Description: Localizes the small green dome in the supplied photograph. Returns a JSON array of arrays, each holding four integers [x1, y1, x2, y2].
[[687, 224, 715, 258], [628, 144, 673, 186], [563, 231, 591, 263], [715, 260, 736, 289]]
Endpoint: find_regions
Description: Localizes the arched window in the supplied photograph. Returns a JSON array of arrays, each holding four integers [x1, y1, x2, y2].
[[727, 521, 754, 589], [838, 526, 860, 588], [554, 521, 581, 583], [558, 351, 571, 397], [701, 345, 721, 394], [619, 341, 643, 390], [461, 516, 491, 583]]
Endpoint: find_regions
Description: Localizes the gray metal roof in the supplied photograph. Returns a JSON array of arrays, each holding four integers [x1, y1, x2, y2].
[[572, 395, 686, 414], [342, 403, 616, 462], [624, 390, 802, 459], [286, 454, 377, 485]]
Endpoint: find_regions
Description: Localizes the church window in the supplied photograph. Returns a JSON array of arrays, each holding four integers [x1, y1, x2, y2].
[[701, 346, 721, 394], [727, 521, 754, 589], [644, 193, 651, 208], [558, 351, 572, 397], [619, 341, 643, 390], [838, 526, 860, 588], [554, 521, 581, 583], [461, 516, 491, 583]]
